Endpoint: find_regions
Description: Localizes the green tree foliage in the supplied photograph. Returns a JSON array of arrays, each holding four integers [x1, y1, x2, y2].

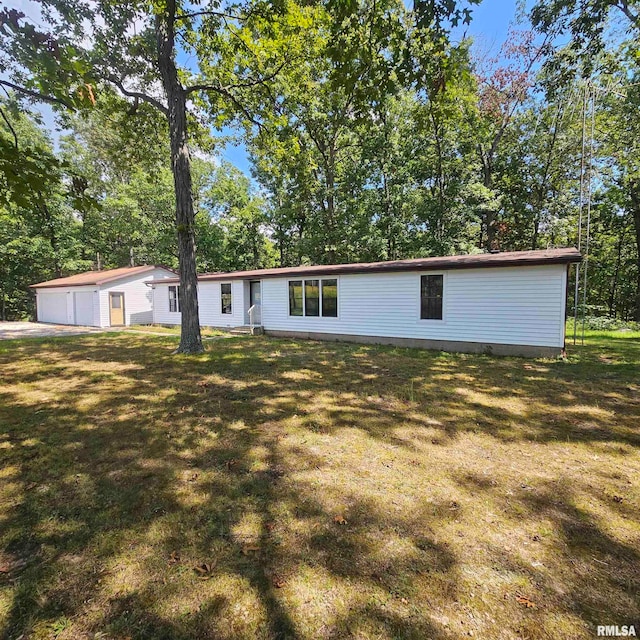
[[0, 99, 90, 319]]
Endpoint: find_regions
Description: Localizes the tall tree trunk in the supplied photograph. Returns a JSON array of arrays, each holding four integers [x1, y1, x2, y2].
[[156, 0, 203, 354], [324, 151, 337, 263], [630, 180, 640, 322], [38, 198, 62, 277], [632, 206, 640, 322], [531, 218, 539, 251], [478, 148, 497, 251], [608, 226, 625, 318]]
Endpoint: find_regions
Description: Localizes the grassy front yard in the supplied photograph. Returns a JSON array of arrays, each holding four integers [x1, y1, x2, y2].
[[0, 330, 638, 639]]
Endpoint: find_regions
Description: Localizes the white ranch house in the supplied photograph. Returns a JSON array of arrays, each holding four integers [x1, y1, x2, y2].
[[148, 248, 581, 357], [31, 265, 175, 327]]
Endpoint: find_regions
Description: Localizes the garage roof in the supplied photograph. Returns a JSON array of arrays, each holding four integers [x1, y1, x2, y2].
[[151, 248, 581, 284], [30, 265, 175, 289]]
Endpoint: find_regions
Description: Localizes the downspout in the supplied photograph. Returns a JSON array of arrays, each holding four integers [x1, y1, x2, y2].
[[563, 263, 571, 355]]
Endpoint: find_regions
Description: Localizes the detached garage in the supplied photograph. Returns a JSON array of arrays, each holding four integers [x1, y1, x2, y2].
[[31, 265, 176, 328]]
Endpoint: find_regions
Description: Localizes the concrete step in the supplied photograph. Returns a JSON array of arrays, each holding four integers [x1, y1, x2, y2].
[[229, 325, 263, 336]]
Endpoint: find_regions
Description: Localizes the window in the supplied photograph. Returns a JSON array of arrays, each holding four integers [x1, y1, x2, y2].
[[289, 278, 338, 317], [169, 285, 180, 313], [221, 283, 232, 314], [289, 281, 303, 316], [321, 279, 338, 317], [305, 280, 320, 316], [420, 275, 443, 320]]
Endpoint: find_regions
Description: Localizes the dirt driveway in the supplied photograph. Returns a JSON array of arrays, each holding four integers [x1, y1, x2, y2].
[[0, 322, 105, 340]]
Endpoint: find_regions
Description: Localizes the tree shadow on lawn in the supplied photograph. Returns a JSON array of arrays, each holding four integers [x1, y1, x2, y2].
[[452, 473, 640, 638], [0, 336, 454, 639], [0, 332, 638, 639]]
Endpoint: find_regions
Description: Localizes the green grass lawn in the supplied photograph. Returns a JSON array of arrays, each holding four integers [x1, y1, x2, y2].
[[127, 324, 226, 337], [0, 330, 638, 639]]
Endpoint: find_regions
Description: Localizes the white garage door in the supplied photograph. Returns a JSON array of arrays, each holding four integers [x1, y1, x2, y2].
[[38, 292, 69, 324], [73, 291, 95, 326]]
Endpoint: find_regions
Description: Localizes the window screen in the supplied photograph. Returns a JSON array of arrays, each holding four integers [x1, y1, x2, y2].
[[221, 283, 232, 314], [289, 281, 303, 316], [305, 280, 320, 316], [321, 279, 338, 317], [420, 275, 443, 320], [168, 286, 180, 313]]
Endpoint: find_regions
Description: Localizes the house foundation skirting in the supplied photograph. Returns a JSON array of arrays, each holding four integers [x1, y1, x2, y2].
[[264, 329, 562, 358]]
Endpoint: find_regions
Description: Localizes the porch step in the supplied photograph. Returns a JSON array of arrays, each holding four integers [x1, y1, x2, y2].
[[229, 325, 264, 336]]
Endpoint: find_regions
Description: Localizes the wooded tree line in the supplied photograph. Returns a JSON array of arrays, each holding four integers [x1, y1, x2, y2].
[[1, 0, 639, 343]]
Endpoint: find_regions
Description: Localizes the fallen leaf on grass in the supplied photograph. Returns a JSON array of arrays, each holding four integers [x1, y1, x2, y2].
[[333, 515, 347, 525], [242, 545, 260, 556], [194, 562, 215, 578], [168, 551, 180, 566], [265, 522, 276, 532], [273, 577, 287, 588], [515, 595, 537, 608]]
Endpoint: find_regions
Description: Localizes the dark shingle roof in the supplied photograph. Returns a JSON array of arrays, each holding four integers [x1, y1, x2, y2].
[[151, 248, 581, 284]]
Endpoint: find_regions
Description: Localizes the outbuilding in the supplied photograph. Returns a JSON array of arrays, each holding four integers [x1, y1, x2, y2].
[[31, 265, 175, 327], [148, 248, 581, 357]]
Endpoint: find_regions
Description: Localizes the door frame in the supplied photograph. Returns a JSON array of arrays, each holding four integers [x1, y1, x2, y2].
[[249, 280, 262, 306], [249, 280, 262, 324], [109, 291, 126, 326]]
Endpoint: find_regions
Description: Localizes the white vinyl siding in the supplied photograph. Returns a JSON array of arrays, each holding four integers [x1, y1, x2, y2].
[[98, 268, 174, 327], [150, 263, 568, 349], [152, 280, 246, 328], [261, 265, 567, 348]]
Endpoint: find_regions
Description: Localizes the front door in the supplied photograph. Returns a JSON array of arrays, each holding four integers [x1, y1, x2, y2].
[[109, 292, 125, 326], [249, 281, 261, 324]]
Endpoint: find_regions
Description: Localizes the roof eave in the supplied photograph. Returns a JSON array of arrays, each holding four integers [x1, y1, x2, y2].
[[149, 252, 582, 285]]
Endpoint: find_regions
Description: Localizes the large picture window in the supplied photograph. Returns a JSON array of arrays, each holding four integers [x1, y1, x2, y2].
[[168, 285, 180, 313], [289, 278, 338, 317], [221, 283, 232, 314], [420, 275, 443, 320]]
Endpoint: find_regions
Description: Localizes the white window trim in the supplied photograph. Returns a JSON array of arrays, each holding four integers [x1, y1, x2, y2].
[[417, 272, 446, 323], [288, 277, 339, 319]]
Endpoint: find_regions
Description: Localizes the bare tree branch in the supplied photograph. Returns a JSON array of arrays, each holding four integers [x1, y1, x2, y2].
[[0, 79, 74, 109], [186, 60, 288, 98], [0, 104, 19, 149], [189, 83, 263, 128], [106, 76, 169, 114], [176, 9, 246, 22]]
